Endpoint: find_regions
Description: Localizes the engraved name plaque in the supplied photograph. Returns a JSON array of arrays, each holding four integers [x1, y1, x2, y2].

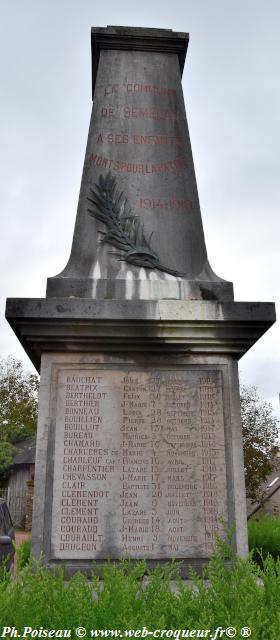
[[51, 367, 228, 559]]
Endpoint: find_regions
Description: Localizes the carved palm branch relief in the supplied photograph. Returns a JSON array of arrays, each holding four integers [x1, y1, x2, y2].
[[87, 172, 185, 277]]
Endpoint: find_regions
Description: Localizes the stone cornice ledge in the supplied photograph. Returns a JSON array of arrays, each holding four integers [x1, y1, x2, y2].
[[91, 26, 189, 98], [6, 298, 276, 372]]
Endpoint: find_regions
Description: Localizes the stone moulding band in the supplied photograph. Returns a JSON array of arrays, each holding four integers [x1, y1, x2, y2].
[[91, 27, 189, 98], [5, 298, 276, 373]]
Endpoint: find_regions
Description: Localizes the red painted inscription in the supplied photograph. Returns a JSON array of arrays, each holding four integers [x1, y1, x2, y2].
[[87, 154, 188, 174], [125, 83, 176, 97], [140, 198, 193, 211]]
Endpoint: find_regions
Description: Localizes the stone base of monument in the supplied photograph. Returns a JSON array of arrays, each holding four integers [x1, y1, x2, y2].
[[6, 298, 275, 577]]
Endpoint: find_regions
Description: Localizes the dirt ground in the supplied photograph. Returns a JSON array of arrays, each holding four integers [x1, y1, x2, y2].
[[15, 530, 31, 545]]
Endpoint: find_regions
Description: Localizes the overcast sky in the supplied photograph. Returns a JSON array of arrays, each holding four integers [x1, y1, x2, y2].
[[0, 0, 279, 417]]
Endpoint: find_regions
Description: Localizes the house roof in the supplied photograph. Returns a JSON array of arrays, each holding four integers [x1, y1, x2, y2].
[[13, 437, 36, 465]]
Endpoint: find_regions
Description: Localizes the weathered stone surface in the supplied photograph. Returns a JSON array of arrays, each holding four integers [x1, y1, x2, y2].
[[47, 27, 232, 301], [32, 352, 247, 575], [5, 297, 276, 372], [52, 367, 227, 559], [5, 26, 276, 576]]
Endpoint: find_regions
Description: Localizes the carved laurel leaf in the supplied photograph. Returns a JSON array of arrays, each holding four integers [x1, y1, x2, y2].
[[87, 171, 185, 277]]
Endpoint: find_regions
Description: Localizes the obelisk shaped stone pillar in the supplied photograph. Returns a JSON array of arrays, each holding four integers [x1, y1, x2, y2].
[[47, 27, 233, 301], [5, 26, 276, 578]]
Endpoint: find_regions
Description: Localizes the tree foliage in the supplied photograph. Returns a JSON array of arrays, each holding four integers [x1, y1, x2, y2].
[[0, 356, 39, 473], [241, 384, 279, 502]]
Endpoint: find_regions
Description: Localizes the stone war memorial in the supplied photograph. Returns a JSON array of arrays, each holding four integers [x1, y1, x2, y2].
[[6, 26, 276, 576]]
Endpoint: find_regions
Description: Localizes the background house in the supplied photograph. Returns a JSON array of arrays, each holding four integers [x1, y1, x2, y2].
[[247, 456, 280, 519], [1, 437, 36, 529]]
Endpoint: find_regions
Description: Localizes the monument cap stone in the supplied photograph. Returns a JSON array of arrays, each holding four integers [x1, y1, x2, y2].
[[91, 26, 189, 98], [47, 26, 233, 301]]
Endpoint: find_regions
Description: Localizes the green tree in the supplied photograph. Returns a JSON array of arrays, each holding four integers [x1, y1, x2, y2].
[[0, 356, 39, 474], [241, 384, 279, 502]]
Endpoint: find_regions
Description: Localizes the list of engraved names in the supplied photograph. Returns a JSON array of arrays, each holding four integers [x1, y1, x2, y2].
[[51, 368, 228, 559]]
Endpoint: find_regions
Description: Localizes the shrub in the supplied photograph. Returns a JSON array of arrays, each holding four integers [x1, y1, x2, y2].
[[248, 515, 280, 566], [0, 543, 280, 636], [16, 538, 32, 571]]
